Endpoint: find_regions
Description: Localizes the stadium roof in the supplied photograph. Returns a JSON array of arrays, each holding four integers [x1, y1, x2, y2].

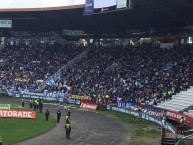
[[0, 0, 193, 33]]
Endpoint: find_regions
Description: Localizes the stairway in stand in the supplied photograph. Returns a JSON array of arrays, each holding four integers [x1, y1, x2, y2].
[[158, 86, 193, 112], [161, 137, 176, 145]]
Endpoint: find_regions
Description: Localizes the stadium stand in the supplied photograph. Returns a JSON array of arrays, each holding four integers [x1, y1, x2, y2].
[[0, 38, 87, 93], [1, 35, 193, 106]]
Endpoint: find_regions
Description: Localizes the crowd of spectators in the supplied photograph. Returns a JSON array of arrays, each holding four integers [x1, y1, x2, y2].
[[1, 34, 193, 104], [0, 40, 86, 92], [61, 44, 193, 104]]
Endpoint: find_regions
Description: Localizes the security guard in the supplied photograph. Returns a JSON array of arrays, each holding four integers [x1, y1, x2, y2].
[[179, 117, 185, 134], [179, 117, 185, 125], [105, 94, 110, 106], [65, 115, 70, 124], [0, 136, 2, 145], [168, 90, 172, 100], [163, 92, 167, 102], [185, 80, 189, 91], [65, 122, 71, 139]]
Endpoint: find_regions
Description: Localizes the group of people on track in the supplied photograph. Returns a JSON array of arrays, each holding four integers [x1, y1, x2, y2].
[[22, 98, 72, 139], [45, 108, 71, 139]]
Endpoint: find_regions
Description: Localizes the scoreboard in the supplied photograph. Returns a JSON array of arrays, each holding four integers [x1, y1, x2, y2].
[[84, 0, 133, 15]]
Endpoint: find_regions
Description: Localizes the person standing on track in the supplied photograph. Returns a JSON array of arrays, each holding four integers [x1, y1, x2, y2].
[[21, 98, 24, 108], [45, 109, 50, 121], [65, 122, 71, 139], [67, 108, 71, 118], [29, 98, 33, 109], [65, 115, 70, 124], [57, 109, 61, 123]]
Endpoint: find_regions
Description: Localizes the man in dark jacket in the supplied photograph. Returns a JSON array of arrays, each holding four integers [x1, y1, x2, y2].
[[45, 109, 50, 121], [21, 98, 24, 108], [67, 108, 71, 118], [57, 109, 61, 123]]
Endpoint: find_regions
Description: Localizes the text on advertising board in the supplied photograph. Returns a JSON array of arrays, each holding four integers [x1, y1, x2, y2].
[[0, 20, 12, 28], [0, 110, 36, 119], [80, 103, 98, 111], [0, 104, 11, 110], [69, 95, 91, 100], [107, 105, 176, 134]]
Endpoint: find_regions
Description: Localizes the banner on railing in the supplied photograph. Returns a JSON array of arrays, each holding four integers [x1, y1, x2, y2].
[[80, 102, 98, 111], [166, 110, 193, 126], [19, 91, 67, 102], [107, 105, 176, 133], [117, 101, 139, 109], [66, 98, 81, 105], [68, 94, 91, 100], [117, 101, 167, 117]]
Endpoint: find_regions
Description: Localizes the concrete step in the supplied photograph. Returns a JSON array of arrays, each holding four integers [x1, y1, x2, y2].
[[161, 137, 175, 145]]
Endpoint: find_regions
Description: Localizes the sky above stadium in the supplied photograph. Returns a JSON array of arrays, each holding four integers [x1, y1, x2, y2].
[[0, 0, 85, 9]]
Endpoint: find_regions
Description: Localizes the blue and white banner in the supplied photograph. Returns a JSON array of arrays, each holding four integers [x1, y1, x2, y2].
[[16, 91, 67, 102], [117, 100, 166, 117], [45, 76, 57, 87], [66, 98, 81, 105], [117, 101, 140, 109]]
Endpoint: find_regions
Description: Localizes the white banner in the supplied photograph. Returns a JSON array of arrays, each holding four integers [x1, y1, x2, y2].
[[116, 0, 127, 9], [62, 29, 84, 36], [0, 20, 12, 28]]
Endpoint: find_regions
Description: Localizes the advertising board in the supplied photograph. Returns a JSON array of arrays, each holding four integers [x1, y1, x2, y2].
[[0, 104, 10, 110], [68, 94, 91, 100], [166, 110, 193, 126], [107, 105, 176, 133], [66, 98, 81, 105], [80, 102, 98, 111], [0, 20, 12, 28], [0, 109, 36, 119], [117, 101, 167, 117]]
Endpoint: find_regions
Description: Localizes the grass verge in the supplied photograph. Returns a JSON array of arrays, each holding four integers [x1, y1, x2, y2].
[[0, 104, 56, 145], [98, 110, 160, 145]]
